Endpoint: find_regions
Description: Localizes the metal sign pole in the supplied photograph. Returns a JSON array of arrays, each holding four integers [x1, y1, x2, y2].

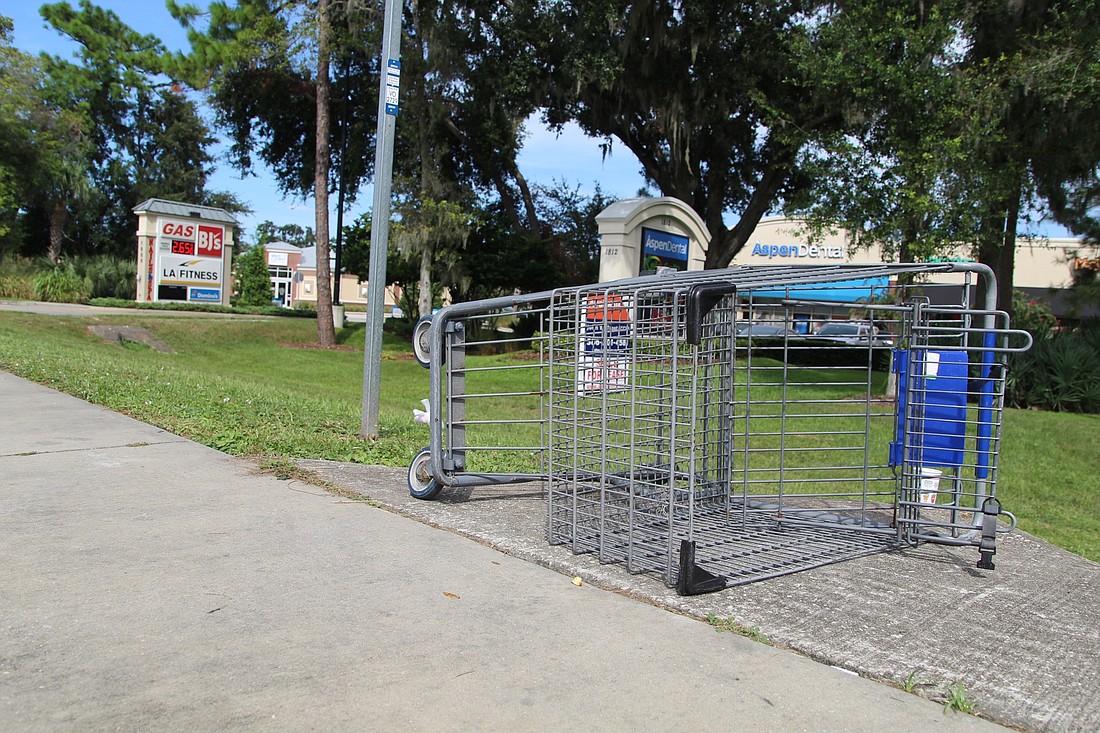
[[360, 0, 402, 438]]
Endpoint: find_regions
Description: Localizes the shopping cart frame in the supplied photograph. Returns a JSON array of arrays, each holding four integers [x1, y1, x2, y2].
[[407, 263, 1031, 591]]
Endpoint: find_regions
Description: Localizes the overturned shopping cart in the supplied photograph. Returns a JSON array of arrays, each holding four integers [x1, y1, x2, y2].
[[406, 263, 1031, 594]]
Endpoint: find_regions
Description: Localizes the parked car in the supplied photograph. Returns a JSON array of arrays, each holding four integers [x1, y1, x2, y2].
[[735, 322, 798, 337], [811, 321, 893, 347]]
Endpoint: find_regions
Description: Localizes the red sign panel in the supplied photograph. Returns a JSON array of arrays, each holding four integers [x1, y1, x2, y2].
[[197, 225, 224, 257], [171, 239, 196, 255]]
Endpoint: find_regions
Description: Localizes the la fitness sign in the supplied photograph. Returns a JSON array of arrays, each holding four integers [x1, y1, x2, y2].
[[750, 242, 845, 260]]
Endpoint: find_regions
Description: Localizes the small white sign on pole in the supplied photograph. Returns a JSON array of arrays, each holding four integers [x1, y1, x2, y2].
[[577, 293, 633, 392]]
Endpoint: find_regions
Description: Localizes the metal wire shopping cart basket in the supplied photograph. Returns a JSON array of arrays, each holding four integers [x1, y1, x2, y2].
[[407, 263, 1031, 594]]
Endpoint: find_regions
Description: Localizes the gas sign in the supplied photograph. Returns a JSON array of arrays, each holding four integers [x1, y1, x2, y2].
[[170, 239, 195, 255], [158, 219, 225, 259]]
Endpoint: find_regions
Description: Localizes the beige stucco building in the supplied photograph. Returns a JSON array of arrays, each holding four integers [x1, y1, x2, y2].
[[597, 199, 1097, 321], [738, 217, 1097, 319], [262, 242, 402, 315]]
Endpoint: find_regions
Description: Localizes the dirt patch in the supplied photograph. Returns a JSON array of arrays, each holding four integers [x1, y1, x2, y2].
[[88, 325, 173, 353]]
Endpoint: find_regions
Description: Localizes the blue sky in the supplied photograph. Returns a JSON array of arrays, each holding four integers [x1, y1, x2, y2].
[[6, 0, 648, 240]]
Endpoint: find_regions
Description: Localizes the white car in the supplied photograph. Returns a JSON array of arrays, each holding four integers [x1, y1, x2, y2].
[[812, 321, 894, 347], [735, 322, 797, 337]]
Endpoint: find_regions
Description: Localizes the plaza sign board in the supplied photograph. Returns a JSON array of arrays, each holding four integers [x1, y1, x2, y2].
[[640, 227, 689, 272], [153, 218, 227, 303], [158, 254, 223, 286], [134, 199, 237, 306]]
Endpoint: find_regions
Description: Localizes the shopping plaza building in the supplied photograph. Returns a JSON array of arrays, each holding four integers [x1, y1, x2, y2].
[[595, 198, 1099, 323], [743, 217, 1097, 321], [261, 241, 401, 315]]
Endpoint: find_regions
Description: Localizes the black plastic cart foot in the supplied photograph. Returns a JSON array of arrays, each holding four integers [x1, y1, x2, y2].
[[977, 551, 996, 570], [676, 540, 727, 596]]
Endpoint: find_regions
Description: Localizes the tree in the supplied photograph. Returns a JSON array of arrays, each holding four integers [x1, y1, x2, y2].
[[169, 0, 382, 345], [234, 242, 273, 306], [1, 15, 93, 261], [252, 220, 314, 248], [536, 180, 614, 286], [168, 0, 378, 198], [515, 1, 851, 269], [340, 211, 422, 319], [170, 0, 565, 318], [966, 0, 1100, 314], [31, 1, 242, 258], [391, 196, 474, 317], [784, 2, 976, 267], [402, 1, 544, 238], [312, 0, 335, 344], [773, 0, 1100, 316], [34, 107, 92, 263], [0, 17, 42, 251]]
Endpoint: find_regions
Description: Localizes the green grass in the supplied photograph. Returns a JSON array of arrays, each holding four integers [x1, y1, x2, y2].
[[942, 681, 978, 715], [0, 312, 428, 466], [998, 409, 1100, 560], [902, 669, 933, 693], [0, 311, 1096, 562], [704, 614, 769, 643]]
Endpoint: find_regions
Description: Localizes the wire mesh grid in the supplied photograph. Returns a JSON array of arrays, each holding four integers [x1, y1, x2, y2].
[[539, 267, 1028, 590], [432, 302, 550, 483]]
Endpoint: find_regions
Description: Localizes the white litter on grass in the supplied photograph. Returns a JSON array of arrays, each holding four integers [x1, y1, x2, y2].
[[412, 398, 430, 424]]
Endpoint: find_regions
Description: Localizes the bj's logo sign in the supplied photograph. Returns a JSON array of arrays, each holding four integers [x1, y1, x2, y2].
[[197, 225, 224, 257]]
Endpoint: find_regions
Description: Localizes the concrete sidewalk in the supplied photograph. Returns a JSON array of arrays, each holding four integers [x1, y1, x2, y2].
[[296, 466, 1100, 733], [0, 373, 1071, 732]]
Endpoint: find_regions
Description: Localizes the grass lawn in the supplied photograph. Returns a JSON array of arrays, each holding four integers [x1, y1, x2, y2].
[[1, 310, 1096, 562], [0, 312, 428, 466]]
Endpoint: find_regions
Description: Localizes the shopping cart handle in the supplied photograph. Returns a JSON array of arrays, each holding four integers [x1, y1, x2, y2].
[[685, 283, 738, 345]]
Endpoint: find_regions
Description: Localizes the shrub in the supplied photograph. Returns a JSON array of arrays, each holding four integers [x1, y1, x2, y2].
[[69, 255, 137, 300], [33, 262, 89, 303], [0, 257, 39, 299], [1007, 327, 1100, 413], [1011, 290, 1057, 340], [87, 297, 316, 318], [235, 245, 274, 307]]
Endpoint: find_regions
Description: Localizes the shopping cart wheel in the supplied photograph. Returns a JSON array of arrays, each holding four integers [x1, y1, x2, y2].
[[407, 447, 442, 500], [412, 315, 433, 368]]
